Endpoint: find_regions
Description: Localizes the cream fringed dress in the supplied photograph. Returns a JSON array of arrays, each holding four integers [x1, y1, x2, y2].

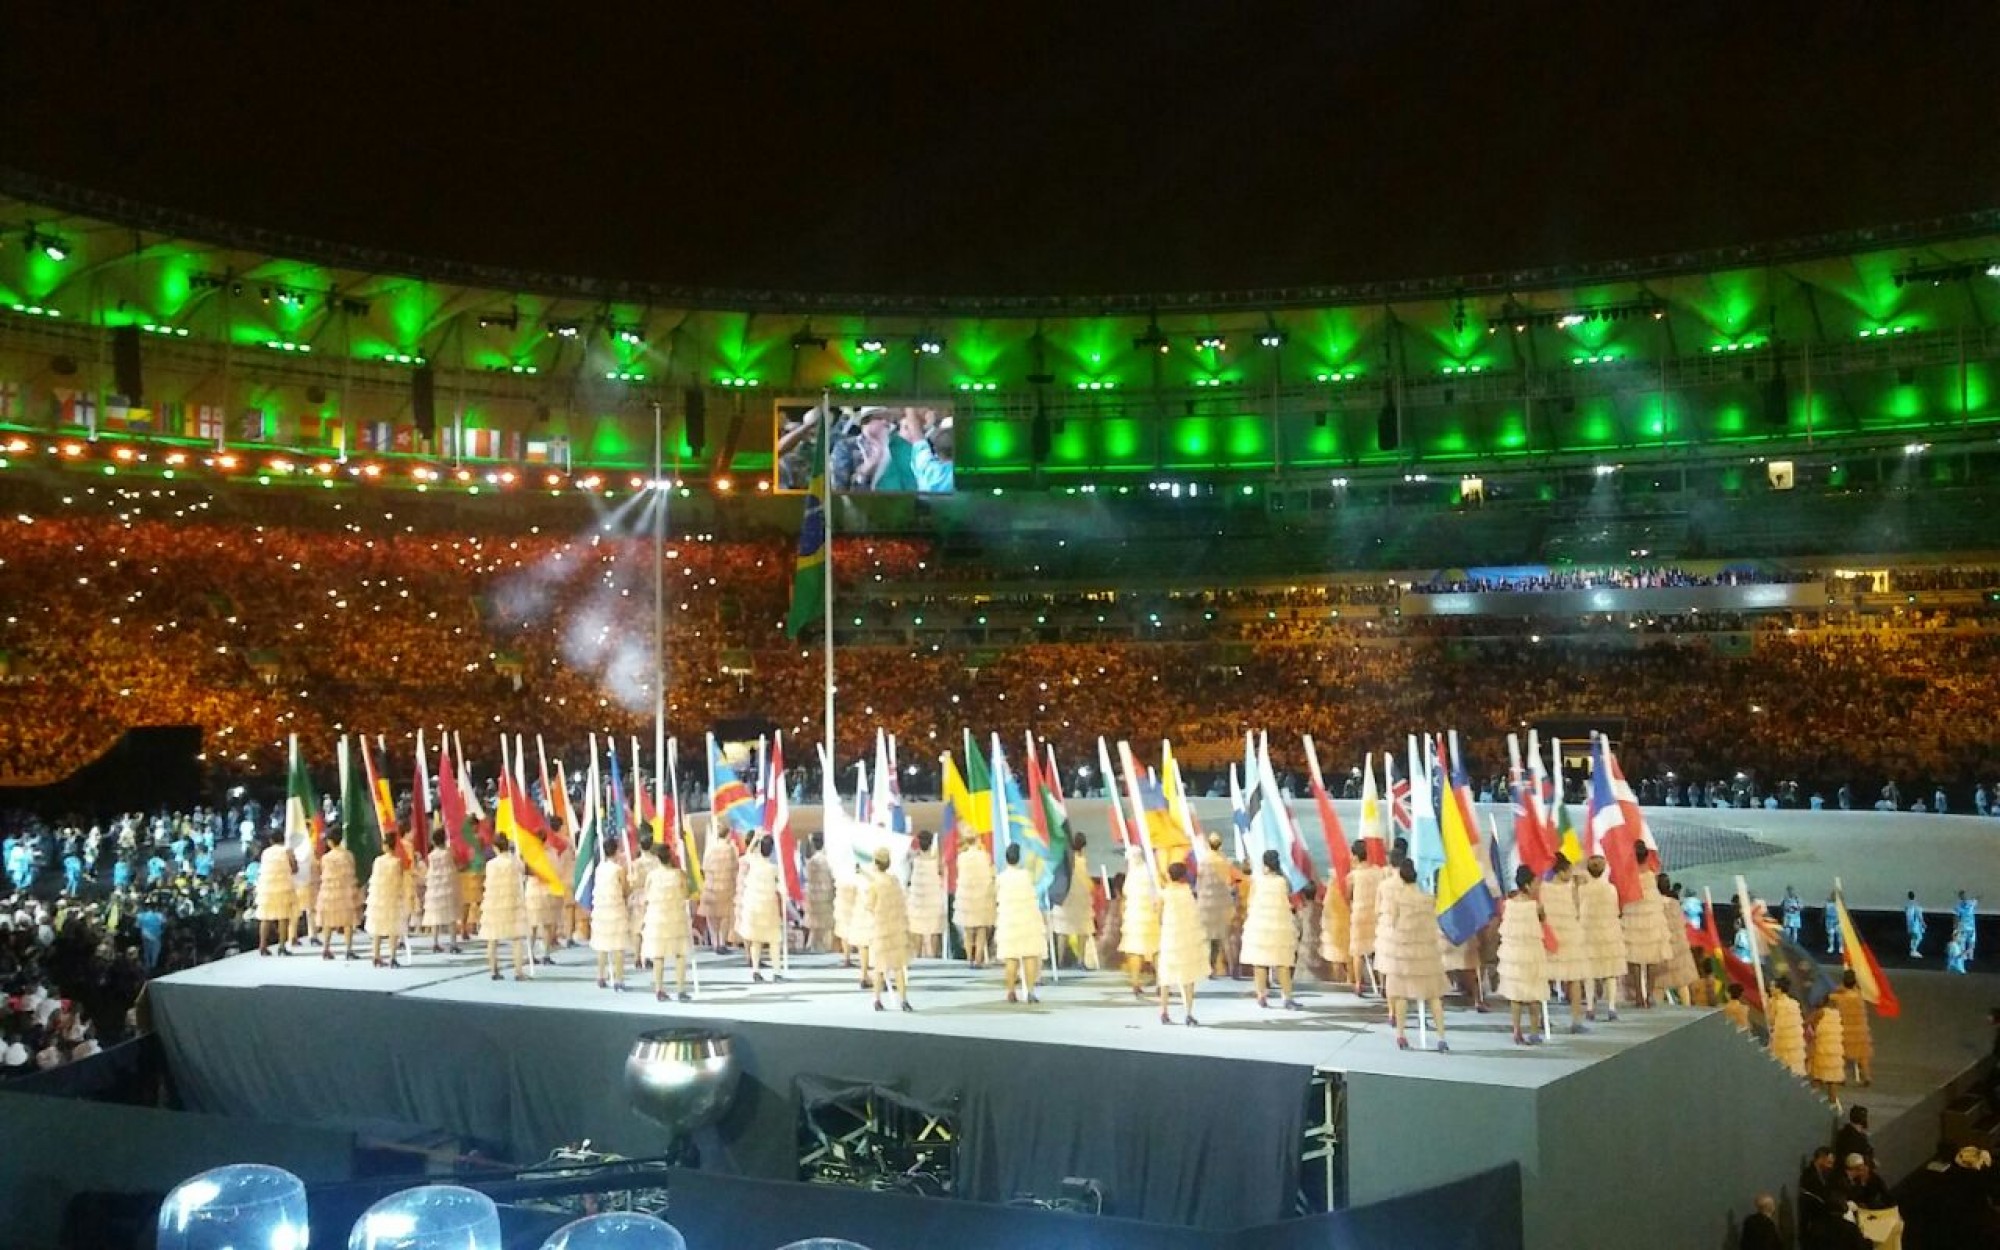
[[1380, 877, 1450, 1001], [805, 852, 836, 935], [953, 847, 996, 932], [1768, 991, 1807, 1076], [1051, 853, 1094, 939], [640, 866, 692, 962], [1155, 880, 1207, 988], [1577, 874, 1628, 981], [1346, 863, 1383, 960], [699, 837, 739, 935], [994, 863, 1046, 961], [1318, 878, 1352, 968], [1830, 986, 1874, 1068], [1239, 870, 1297, 969], [1543, 875, 1590, 984], [906, 849, 947, 940], [739, 855, 784, 948], [868, 869, 912, 968], [316, 846, 360, 929], [1620, 874, 1674, 967], [1495, 893, 1550, 1002], [1195, 847, 1236, 943], [422, 847, 460, 929], [1808, 1006, 1845, 1083], [1659, 895, 1701, 988], [590, 860, 631, 953], [479, 853, 527, 941], [363, 853, 406, 937], [254, 844, 297, 922], [1118, 853, 1162, 959]]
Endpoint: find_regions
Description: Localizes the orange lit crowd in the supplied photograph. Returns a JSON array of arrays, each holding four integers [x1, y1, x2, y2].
[[2, 486, 1999, 804]]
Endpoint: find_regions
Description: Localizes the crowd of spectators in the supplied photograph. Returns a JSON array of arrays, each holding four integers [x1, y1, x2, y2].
[[5, 484, 2000, 811], [1, 806, 244, 1077], [1410, 565, 1825, 594]]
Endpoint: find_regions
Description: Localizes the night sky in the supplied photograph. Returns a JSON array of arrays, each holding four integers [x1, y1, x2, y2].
[[4, 4, 1996, 297]]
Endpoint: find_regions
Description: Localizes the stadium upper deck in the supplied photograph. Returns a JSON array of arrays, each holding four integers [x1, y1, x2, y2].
[[0, 168, 1995, 500]]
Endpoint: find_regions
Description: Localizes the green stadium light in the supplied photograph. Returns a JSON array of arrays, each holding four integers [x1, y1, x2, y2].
[[604, 370, 645, 382], [1314, 369, 1360, 383], [1709, 339, 1762, 353], [142, 323, 190, 338], [1076, 380, 1118, 391], [384, 352, 427, 366], [508, 363, 539, 375], [955, 380, 998, 392], [1441, 363, 1484, 375], [10, 303, 60, 318], [836, 379, 882, 391], [262, 339, 311, 353], [719, 375, 760, 388], [1858, 325, 1911, 339], [1571, 353, 1618, 366]]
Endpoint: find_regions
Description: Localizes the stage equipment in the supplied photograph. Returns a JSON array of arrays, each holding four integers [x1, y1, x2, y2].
[[538, 1210, 687, 1249], [348, 1183, 500, 1250], [157, 1163, 310, 1250], [624, 1027, 741, 1158]]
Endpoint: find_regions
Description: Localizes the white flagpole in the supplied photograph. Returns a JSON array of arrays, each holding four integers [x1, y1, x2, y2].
[[820, 391, 836, 825], [1733, 874, 1769, 1014]]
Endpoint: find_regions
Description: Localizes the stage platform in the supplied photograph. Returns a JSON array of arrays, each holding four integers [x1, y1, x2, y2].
[[151, 944, 1836, 1242]]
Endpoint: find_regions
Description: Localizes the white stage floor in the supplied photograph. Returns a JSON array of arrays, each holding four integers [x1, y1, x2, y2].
[[163, 942, 1698, 1089]]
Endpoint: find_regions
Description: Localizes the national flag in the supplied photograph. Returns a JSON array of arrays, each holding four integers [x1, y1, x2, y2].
[[1587, 736, 1642, 904], [1127, 745, 1191, 869], [708, 735, 762, 834], [549, 758, 576, 857], [1255, 732, 1314, 894], [816, 742, 861, 885], [1023, 734, 1069, 902], [785, 412, 828, 639], [1096, 737, 1130, 848], [1509, 732, 1557, 877], [361, 736, 407, 867], [1833, 887, 1900, 1018], [1358, 755, 1388, 867], [1694, 889, 1764, 1009], [939, 778, 960, 895], [455, 735, 495, 870], [1546, 736, 1585, 864], [871, 729, 907, 834], [1302, 735, 1351, 894], [769, 733, 803, 904], [536, 735, 570, 854], [1407, 736, 1445, 889], [607, 741, 635, 858], [990, 735, 1037, 871], [667, 737, 702, 893], [409, 730, 431, 859], [1042, 741, 1076, 906], [1432, 736, 1498, 945], [1115, 740, 1165, 882], [961, 732, 995, 847], [1603, 743, 1659, 866], [340, 735, 382, 885], [1388, 754, 1414, 838], [437, 732, 470, 867], [497, 769, 566, 895], [284, 734, 324, 859], [1229, 762, 1254, 863], [572, 738, 602, 909], [1446, 731, 1498, 894], [941, 753, 982, 845]]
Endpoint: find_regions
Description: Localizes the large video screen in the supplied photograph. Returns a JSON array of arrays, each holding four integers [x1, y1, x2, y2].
[[774, 401, 957, 495]]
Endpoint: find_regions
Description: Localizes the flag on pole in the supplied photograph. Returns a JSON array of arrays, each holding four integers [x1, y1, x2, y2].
[[769, 733, 803, 904], [709, 735, 763, 835], [607, 741, 634, 858], [1508, 733, 1556, 877], [1116, 740, 1165, 883], [1023, 734, 1068, 903], [990, 734, 1036, 872], [1432, 736, 1498, 944], [1096, 737, 1130, 848], [1546, 735, 1584, 865], [284, 734, 324, 858], [410, 731, 431, 859], [340, 736, 381, 885], [961, 732, 995, 848], [438, 732, 471, 868], [939, 759, 960, 895], [1042, 741, 1076, 906], [1407, 735, 1445, 889], [1832, 884, 1900, 1018], [1358, 755, 1387, 867], [573, 738, 603, 908], [1302, 735, 1351, 893], [1388, 753, 1414, 840], [361, 736, 406, 867], [498, 770, 567, 895], [1255, 732, 1314, 894], [1587, 735, 1642, 904], [785, 412, 828, 639]]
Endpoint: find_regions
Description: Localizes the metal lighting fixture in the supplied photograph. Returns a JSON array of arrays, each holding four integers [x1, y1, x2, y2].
[[1258, 331, 1287, 348], [857, 336, 887, 354], [790, 327, 829, 350], [1195, 334, 1227, 351], [26, 228, 69, 261], [612, 325, 644, 345], [477, 308, 520, 330], [1134, 323, 1169, 354], [546, 320, 582, 339], [915, 335, 945, 355]]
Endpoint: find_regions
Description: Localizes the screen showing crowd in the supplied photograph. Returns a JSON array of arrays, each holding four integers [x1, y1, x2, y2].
[[774, 402, 957, 495]]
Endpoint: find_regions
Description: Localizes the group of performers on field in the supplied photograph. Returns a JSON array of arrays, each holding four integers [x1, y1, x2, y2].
[[244, 817, 1882, 1073]]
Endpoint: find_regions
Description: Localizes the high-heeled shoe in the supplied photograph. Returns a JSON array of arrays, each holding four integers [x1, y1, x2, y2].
[[1160, 1010, 1172, 1025], [1436, 1039, 1451, 1053], [1396, 1035, 1410, 1050]]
